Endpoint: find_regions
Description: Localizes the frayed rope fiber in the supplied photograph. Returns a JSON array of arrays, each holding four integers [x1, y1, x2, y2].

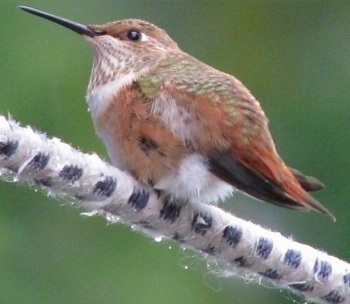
[[0, 115, 349, 304]]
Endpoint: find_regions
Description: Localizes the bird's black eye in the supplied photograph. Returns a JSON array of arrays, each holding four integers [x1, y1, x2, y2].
[[127, 30, 142, 41]]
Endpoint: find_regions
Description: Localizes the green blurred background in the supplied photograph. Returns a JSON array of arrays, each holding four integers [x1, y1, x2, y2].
[[0, 1, 349, 303]]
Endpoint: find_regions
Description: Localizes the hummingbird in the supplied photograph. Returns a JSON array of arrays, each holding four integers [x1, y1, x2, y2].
[[20, 6, 334, 219]]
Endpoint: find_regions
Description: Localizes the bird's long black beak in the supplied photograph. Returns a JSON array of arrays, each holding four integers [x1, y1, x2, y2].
[[19, 6, 105, 37]]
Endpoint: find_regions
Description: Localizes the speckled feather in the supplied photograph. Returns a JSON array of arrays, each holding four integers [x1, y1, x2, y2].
[[84, 19, 333, 218]]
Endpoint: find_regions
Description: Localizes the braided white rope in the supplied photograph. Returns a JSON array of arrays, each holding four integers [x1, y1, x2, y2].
[[0, 115, 348, 304]]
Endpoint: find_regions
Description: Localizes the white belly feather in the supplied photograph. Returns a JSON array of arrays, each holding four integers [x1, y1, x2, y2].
[[155, 153, 234, 204]]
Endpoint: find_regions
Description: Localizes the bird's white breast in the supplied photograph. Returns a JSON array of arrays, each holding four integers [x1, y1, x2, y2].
[[87, 77, 233, 205], [87, 73, 137, 120], [86, 73, 140, 169]]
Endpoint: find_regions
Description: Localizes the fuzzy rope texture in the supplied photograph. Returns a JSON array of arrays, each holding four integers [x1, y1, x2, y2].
[[0, 115, 349, 304]]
